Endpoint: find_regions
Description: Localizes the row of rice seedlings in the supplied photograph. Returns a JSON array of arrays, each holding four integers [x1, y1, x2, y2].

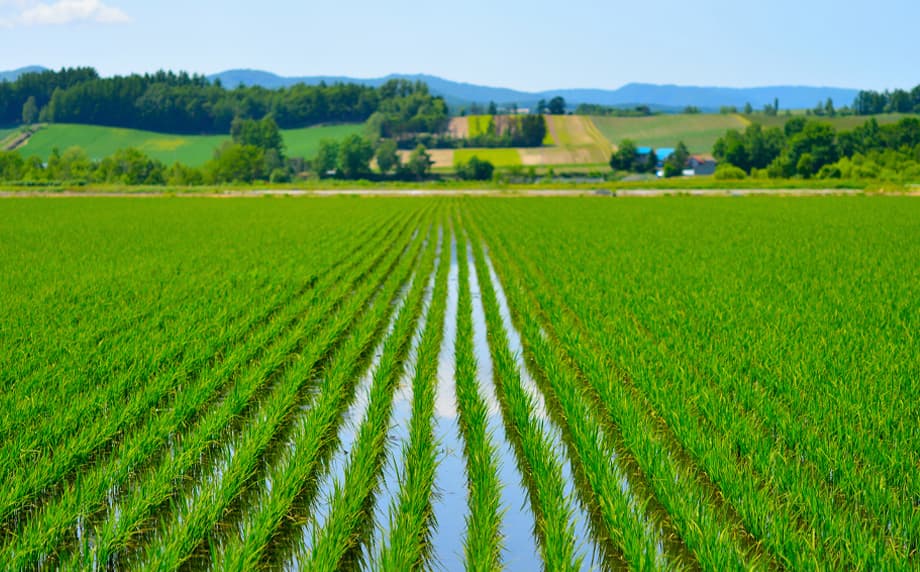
[[291, 227, 442, 572], [0, 201, 374, 409], [212, 223, 439, 571], [449, 227, 504, 571], [137, 220, 433, 571], [478, 240, 618, 571], [0, 293, 281, 530], [426, 229, 469, 570], [0, 232, 315, 458], [0, 263, 241, 443], [515, 227, 904, 568], [263, 219, 432, 569], [463, 221, 583, 572], [293, 247, 424, 568], [466, 231, 548, 570], [363, 226, 443, 565], [375, 224, 452, 570], [476, 201, 903, 569], [630, 332, 910, 568], [466, 223, 671, 570], [0, 212, 405, 533], [629, 288, 919, 557], [2, 211, 420, 569], [476, 217, 765, 570], [296, 223, 434, 568]]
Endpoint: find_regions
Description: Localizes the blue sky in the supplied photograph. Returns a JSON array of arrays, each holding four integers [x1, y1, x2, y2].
[[0, 0, 917, 91]]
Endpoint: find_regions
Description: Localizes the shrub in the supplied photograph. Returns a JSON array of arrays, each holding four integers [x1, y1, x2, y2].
[[270, 168, 291, 184], [817, 165, 842, 179], [714, 164, 747, 180]]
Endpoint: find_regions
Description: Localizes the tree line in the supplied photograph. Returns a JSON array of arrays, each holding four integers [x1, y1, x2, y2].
[[609, 140, 692, 178], [575, 104, 653, 117], [1, 68, 448, 135], [854, 85, 920, 115], [0, 113, 499, 185], [713, 116, 920, 180]]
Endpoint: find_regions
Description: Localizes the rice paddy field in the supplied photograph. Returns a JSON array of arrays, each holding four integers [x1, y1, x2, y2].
[[16, 123, 365, 166], [0, 196, 918, 571]]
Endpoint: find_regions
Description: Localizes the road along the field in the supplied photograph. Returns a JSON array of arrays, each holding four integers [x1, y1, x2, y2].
[[0, 196, 916, 570]]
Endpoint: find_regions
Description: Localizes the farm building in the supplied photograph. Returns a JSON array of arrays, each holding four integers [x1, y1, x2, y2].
[[637, 146, 674, 168], [650, 151, 717, 177], [689, 155, 717, 175], [653, 148, 675, 165], [640, 147, 714, 176]]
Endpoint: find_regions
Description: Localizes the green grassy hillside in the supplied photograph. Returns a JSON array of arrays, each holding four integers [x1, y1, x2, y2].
[[591, 114, 750, 154], [19, 125, 226, 166], [17, 123, 365, 166], [281, 124, 365, 158]]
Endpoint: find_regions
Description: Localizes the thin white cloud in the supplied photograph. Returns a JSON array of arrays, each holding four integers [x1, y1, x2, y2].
[[2, 0, 130, 26]]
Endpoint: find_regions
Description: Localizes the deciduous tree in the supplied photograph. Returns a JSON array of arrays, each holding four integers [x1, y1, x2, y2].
[[375, 139, 400, 174], [405, 144, 433, 179]]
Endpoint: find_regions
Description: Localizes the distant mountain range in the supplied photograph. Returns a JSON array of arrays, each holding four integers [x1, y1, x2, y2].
[[0, 66, 46, 82], [209, 70, 861, 111], [2, 66, 861, 111]]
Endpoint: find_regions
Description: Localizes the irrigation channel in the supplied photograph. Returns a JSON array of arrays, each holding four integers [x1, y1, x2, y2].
[[2, 197, 917, 571]]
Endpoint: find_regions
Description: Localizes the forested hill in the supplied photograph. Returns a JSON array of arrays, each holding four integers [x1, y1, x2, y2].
[[0, 68, 448, 135]]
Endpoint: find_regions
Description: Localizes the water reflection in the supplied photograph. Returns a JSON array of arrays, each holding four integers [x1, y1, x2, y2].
[[482, 247, 601, 571], [467, 240, 542, 570], [286, 268, 417, 569], [369, 228, 443, 563], [430, 232, 465, 570]]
